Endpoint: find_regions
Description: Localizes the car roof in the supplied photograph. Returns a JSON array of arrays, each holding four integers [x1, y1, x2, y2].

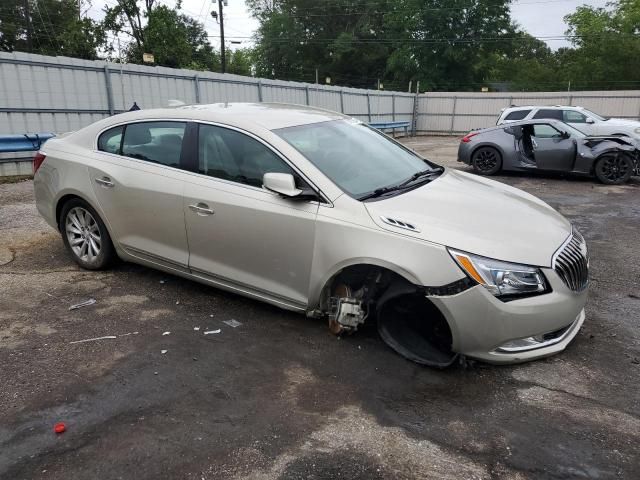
[[101, 102, 350, 131], [479, 118, 570, 133], [504, 105, 584, 111]]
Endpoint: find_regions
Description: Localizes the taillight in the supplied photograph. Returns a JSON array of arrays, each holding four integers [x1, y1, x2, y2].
[[33, 151, 47, 174], [461, 133, 478, 143]]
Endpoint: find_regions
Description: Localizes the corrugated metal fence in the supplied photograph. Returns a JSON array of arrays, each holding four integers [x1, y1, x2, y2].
[[1, 51, 640, 137], [417, 91, 640, 133], [0, 51, 415, 135]]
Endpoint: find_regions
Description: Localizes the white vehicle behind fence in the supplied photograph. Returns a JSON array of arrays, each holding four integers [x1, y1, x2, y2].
[[496, 105, 640, 142]]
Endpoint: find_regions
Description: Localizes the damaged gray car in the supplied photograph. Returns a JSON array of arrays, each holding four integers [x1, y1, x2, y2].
[[458, 119, 639, 184]]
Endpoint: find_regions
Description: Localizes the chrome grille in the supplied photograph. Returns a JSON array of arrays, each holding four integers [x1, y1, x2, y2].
[[552, 229, 589, 292]]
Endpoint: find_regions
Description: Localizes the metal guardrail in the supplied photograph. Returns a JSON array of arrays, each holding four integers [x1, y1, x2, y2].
[[0, 133, 55, 153], [369, 121, 411, 136]]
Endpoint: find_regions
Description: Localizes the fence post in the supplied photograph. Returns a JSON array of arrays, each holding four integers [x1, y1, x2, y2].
[[339, 88, 345, 113], [305, 86, 310, 105], [412, 82, 420, 136], [392, 93, 396, 121], [450, 96, 457, 134], [103, 65, 114, 115], [366, 92, 372, 122], [257, 80, 263, 102], [194, 75, 201, 103]]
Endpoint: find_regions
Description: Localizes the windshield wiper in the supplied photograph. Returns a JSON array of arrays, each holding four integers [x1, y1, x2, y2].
[[358, 168, 443, 201], [358, 186, 400, 201], [397, 168, 443, 188]]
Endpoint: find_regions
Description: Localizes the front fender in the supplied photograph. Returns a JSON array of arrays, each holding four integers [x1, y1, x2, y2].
[[307, 204, 466, 308]]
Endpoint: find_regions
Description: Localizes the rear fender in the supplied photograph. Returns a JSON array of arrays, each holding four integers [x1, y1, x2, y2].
[[470, 142, 508, 165]]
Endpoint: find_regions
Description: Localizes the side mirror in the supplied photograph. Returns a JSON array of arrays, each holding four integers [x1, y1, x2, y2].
[[586, 117, 595, 124], [263, 172, 302, 197], [561, 131, 571, 139]]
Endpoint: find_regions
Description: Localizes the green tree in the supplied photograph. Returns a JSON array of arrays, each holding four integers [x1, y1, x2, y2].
[[227, 48, 254, 76], [383, 0, 516, 91], [102, 0, 219, 71], [0, 0, 104, 59], [562, 0, 640, 90], [247, 0, 393, 88], [486, 31, 561, 91]]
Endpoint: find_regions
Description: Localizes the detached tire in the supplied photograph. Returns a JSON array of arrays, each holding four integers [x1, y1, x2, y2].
[[59, 198, 115, 270], [594, 153, 633, 185], [471, 147, 502, 176]]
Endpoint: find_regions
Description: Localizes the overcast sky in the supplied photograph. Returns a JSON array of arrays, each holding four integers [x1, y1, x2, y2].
[[87, 0, 612, 52]]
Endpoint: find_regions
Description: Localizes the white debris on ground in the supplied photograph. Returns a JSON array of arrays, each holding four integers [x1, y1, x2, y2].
[[68, 298, 96, 310], [69, 335, 117, 344], [223, 319, 242, 328]]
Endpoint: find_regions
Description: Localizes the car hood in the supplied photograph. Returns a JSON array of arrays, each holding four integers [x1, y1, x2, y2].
[[603, 118, 640, 128], [364, 169, 571, 267]]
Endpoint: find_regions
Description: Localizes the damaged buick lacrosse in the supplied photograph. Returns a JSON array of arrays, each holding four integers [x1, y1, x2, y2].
[[34, 103, 588, 366]]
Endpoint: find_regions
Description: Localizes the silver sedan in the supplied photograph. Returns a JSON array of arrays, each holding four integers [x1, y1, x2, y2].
[[34, 103, 588, 367]]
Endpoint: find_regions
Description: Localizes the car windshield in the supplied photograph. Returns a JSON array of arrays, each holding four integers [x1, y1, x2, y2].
[[274, 120, 440, 199], [583, 109, 607, 121]]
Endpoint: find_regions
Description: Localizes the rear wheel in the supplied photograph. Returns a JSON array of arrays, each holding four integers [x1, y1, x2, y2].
[[60, 199, 115, 270], [471, 147, 502, 175], [594, 153, 633, 185]]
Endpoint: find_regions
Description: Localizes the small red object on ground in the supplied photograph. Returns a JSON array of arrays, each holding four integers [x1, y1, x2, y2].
[[54, 422, 66, 434]]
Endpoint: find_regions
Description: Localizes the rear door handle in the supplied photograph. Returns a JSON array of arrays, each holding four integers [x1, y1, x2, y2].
[[188, 203, 215, 216], [95, 177, 114, 188]]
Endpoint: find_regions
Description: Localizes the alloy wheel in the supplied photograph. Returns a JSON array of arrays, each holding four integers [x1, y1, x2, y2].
[[474, 148, 499, 173], [65, 207, 101, 262], [598, 154, 631, 182]]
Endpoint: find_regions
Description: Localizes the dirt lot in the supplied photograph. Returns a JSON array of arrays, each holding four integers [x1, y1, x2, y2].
[[1, 136, 639, 479]]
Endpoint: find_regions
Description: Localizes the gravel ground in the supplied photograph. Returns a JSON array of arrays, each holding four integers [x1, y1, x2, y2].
[[1, 136, 639, 479]]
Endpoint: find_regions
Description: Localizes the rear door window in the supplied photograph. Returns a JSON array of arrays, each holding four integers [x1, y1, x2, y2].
[[97, 126, 124, 154], [198, 124, 294, 188], [121, 121, 187, 168], [504, 109, 531, 121], [532, 109, 563, 120]]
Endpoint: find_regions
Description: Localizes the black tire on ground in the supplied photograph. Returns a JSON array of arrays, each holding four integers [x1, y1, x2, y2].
[[59, 198, 115, 270], [471, 147, 502, 176], [594, 153, 633, 185]]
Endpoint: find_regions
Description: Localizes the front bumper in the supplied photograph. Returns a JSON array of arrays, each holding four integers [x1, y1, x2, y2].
[[429, 267, 587, 364]]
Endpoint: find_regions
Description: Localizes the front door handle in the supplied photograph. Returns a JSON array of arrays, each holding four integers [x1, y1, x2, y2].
[[188, 203, 215, 216], [95, 177, 114, 188]]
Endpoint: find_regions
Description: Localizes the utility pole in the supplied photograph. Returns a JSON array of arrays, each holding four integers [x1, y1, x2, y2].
[[23, 0, 33, 52], [315, 68, 318, 84], [218, 0, 226, 73], [78, 0, 82, 19]]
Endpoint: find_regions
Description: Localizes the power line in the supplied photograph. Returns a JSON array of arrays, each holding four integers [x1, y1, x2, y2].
[[232, 0, 608, 17], [206, 32, 637, 44]]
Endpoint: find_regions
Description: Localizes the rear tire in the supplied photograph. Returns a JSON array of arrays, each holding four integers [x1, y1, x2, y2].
[[594, 153, 633, 185], [471, 147, 502, 175], [59, 198, 115, 270]]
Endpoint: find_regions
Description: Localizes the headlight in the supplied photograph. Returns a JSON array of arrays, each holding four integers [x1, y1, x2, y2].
[[448, 249, 548, 299], [634, 127, 640, 134]]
